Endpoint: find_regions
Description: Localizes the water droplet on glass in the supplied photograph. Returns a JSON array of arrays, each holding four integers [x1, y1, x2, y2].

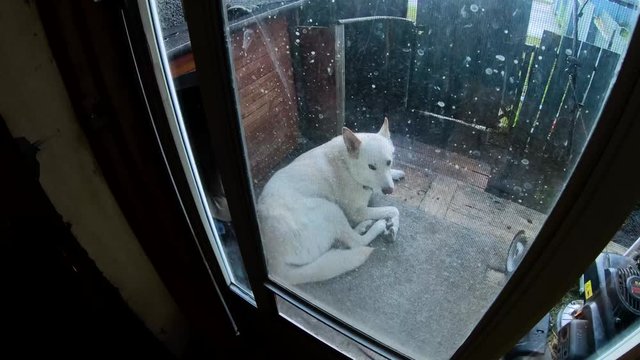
[[437, 101, 445, 107], [514, 59, 519, 64], [318, 114, 324, 119], [495, 55, 505, 61], [470, 4, 479, 12], [371, 84, 376, 89], [310, 51, 316, 56], [565, 49, 573, 56], [521, 159, 530, 165], [485, 68, 493, 75], [417, 49, 425, 56], [460, 5, 468, 18]]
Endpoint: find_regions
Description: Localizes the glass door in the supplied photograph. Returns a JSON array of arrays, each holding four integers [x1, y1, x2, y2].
[[136, 0, 640, 358]]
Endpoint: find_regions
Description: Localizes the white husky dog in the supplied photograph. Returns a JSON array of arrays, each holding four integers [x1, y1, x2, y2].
[[257, 118, 404, 285]]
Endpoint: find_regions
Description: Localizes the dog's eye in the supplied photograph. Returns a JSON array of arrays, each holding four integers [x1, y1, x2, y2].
[[368, 164, 377, 171], [386, 160, 392, 166]]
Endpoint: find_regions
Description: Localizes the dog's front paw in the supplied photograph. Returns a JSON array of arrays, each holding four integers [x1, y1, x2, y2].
[[354, 219, 375, 235], [391, 169, 406, 182], [383, 215, 399, 241]]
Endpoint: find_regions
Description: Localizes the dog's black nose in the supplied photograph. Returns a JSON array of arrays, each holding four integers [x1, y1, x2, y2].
[[382, 187, 393, 195]]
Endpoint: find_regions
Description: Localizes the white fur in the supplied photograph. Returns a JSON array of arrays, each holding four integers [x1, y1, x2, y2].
[[257, 120, 401, 285]]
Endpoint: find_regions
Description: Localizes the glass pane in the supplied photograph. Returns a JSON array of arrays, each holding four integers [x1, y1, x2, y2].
[[503, 203, 640, 360], [201, 0, 637, 357], [146, 1, 252, 295]]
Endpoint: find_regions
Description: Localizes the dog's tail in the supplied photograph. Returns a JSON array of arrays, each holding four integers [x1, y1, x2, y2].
[[280, 247, 374, 285]]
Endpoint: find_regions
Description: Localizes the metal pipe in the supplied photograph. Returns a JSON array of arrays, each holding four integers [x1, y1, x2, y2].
[[623, 236, 640, 257], [414, 110, 490, 132], [338, 16, 413, 25]]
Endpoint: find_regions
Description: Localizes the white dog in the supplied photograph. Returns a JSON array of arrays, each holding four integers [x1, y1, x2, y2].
[[257, 118, 404, 285]]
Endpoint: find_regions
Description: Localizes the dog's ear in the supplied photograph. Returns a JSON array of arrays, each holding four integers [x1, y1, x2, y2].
[[378, 117, 391, 139], [342, 127, 361, 158]]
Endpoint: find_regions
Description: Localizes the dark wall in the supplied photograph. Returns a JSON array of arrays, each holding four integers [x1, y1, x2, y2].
[[1, 120, 174, 359]]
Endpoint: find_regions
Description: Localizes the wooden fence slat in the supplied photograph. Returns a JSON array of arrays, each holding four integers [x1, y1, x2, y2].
[[342, 19, 414, 133], [572, 48, 619, 157], [295, 26, 339, 142]]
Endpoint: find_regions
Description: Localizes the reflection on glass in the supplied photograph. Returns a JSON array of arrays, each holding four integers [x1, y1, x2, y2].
[[150, 0, 252, 294], [505, 204, 640, 359]]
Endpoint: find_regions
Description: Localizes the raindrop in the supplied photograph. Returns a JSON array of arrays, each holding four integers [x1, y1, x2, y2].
[[521, 159, 530, 165], [504, 29, 509, 34], [417, 49, 425, 56], [470, 4, 479, 12], [460, 5, 468, 18], [311, 51, 316, 56], [538, 56, 543, 60], [318, 114, 324, 119], [437, 101, 445, 107], [371, 84, 376, 89], [485, 68, 493, 75], [495, 55, 505, 61], [565, 48, 573, 56], [514, 59, 519, 64]]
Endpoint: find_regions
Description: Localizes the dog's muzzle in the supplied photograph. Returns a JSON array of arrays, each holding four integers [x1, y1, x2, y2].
[[382, 187, 394, 195]]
